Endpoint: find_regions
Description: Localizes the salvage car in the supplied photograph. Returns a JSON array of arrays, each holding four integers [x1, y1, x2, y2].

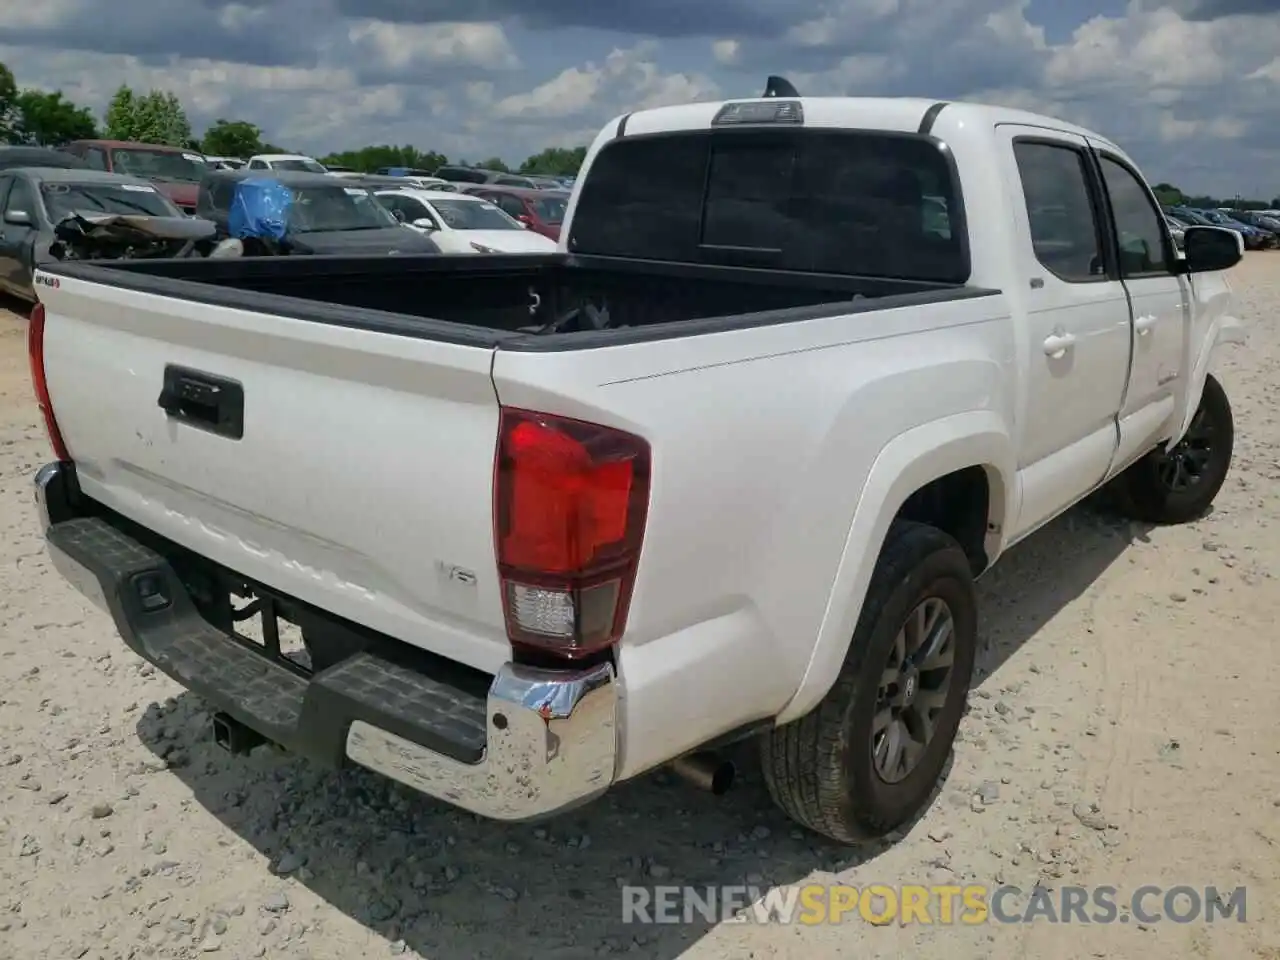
[[1191, 208, 1274, 249], [432, 165, 538, 189], [30, 86, 1246, 844], [1226, 209, 1280, 239], [374, 187, 558, 254], [245, 153, 328, 174], [0, 169, 211, 301], [461, 184, 569, 241], [58, 140, 208, 215], [203, 156, 246, 171], [196, 169, 441, 256]]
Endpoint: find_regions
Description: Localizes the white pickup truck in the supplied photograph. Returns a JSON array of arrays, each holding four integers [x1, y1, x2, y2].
[[31, 86, 1245, 844]]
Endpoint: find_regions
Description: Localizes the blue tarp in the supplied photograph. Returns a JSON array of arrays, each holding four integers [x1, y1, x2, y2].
[[227, 178, 293, 241]]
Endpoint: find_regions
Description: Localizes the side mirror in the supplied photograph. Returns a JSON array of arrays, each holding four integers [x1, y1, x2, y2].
[[516, 215, 532, 229], [4, 209, 32, 226], [412, 218, 436, 231], [1179, 226, 1244, 274]]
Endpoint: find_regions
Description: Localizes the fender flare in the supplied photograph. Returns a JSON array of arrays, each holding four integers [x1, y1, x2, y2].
[[774, 410, 1015, 725], [1169, 313, 1246, 447]]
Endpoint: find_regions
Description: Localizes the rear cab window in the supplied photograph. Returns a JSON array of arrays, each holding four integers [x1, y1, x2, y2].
[[568, 128, 969, 283]]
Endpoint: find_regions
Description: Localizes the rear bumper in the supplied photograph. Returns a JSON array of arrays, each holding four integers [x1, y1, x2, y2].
[[34, 461, 618, 821]]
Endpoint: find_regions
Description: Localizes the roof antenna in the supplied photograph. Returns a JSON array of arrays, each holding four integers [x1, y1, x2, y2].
[[763, 75, 799, 98]]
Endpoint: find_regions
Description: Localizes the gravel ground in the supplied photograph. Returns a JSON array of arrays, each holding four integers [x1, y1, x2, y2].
[[1, 258, 1278, 960]]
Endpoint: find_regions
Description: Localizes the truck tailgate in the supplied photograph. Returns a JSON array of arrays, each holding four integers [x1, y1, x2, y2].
[[37, 278, 512, 674]]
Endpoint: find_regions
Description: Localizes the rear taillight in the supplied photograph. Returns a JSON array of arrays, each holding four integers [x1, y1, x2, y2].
[[27, 302, 70, 462], [493, 407, 650, 659]]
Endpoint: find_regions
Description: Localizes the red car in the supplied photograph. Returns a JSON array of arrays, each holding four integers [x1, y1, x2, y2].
[[463, 185, 569, 241], [58, 140, 206, 215]]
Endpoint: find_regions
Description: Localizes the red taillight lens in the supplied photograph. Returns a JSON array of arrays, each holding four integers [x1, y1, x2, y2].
[[27, 302, 70, 462], [494, 407, 650, 659]]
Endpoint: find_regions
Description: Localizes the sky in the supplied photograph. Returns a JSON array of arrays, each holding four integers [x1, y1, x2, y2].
[[0, 0, 1277, 198]]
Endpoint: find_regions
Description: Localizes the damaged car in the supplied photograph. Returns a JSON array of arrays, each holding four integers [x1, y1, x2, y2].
[[0, 168, 213, 302], [196, 169, 441, 257]]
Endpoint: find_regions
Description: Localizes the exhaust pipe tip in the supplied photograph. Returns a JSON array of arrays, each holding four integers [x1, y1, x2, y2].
[[670, 751, 736, 795]]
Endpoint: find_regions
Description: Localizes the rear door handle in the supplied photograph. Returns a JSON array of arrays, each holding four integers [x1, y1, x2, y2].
[[1134, 314, 1157, 335], [157, 365, 244, 439], [1042, 332, 1076, 357]]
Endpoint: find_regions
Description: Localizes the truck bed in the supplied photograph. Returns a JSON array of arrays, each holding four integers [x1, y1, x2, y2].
[[46, 252, 975, 345], [33, 249, 999, 681]]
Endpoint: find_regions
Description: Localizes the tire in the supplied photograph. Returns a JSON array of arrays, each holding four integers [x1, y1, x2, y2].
[[760, 520, 977, 844], [1112, 373, 1234, 525]]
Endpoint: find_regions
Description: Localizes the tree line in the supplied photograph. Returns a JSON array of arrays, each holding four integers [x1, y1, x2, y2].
[[0, 60, 1275, 201], [0, 61, 588, 177]]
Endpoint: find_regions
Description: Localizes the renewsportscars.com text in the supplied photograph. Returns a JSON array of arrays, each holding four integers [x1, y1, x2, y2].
[[621, 883, 1247, 926]]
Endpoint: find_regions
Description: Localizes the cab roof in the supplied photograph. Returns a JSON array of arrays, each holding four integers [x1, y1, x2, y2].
[[12, 168, 156, 187], [610, 96, 1118, 153], [65, 139, 193, 152]]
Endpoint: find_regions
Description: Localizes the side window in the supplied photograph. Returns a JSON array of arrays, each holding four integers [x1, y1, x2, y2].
[[1012, 141, 1104, 282], [376, 194, 406, 218], [1098, 155, 1173, 277], [210, 180, 237, 217], [383, 195, 434, 226], [85, 148, 108, 170], [248, 159, 265, 170], [496, 195, 525, 219], [5, 178, 36, 219], [406, 200, 438, 227], [0, 177, 12, 211]]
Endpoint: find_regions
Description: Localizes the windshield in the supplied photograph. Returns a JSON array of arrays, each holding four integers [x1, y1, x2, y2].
[[427, 197, 521, 231], [273, 158, 328, 174], [287, 185, 398, 232], [532, 196, 567, 223], [111, 148, 206, 183], [41, 181, 178, 219]]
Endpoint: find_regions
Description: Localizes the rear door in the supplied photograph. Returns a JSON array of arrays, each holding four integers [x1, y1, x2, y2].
[[0, 176, 14, 291], [0, 176, 37, 294], [37, 278, 513, 673], [997, 127, 1134, 538], [1088, 143, 1189, 471]]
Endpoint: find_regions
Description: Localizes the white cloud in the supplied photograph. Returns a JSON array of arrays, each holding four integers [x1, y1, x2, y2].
[[0, 1, 1275, 195], [711, 39, 740, 65], [1044, 8, 1234, 89], [0, 0, 79, 29], [1248, 58, 1280, 82], [491, 44, 719, 123], [345, 20, 519, 72], [492, 65, 602, 120]]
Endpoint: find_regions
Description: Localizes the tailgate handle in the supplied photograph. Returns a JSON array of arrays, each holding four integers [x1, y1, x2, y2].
[[157, 365, 244, 440]]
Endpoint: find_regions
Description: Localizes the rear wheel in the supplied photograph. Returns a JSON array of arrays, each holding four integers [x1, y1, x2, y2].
[[1113, 373, 1234, 525], [760, 520, 977, 843]]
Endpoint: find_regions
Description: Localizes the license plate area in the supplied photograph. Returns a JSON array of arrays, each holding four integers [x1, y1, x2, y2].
[[175, 556, 373, 678], [227, 587, 313, 674]]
